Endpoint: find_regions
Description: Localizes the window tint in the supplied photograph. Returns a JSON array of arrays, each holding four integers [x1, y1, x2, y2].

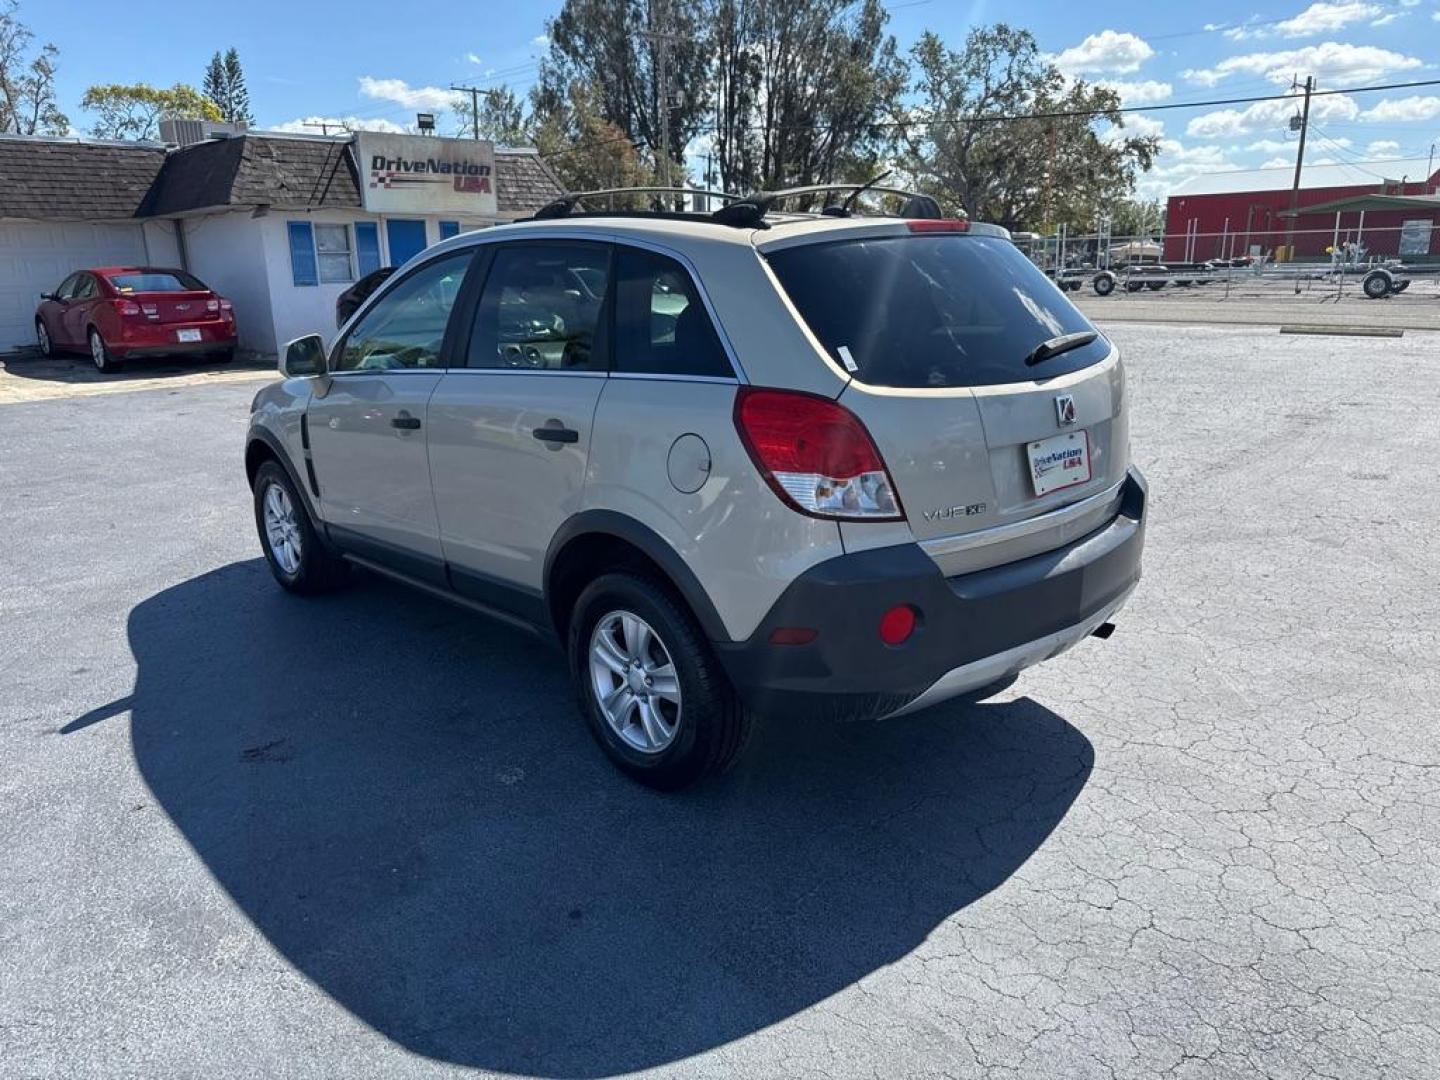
[[613, 248, 731, 378], [766, 235, 1109, 388], [106, 271, 206, 293], [467, 244, 609, 371], [334, 252, 471, 372]]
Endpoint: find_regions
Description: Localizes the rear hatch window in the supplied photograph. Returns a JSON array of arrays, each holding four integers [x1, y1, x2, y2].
[[766, 234, 1109, 388], [106, 271, 208, 293]]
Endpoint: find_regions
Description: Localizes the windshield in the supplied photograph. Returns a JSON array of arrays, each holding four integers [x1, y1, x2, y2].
[[106, 271, 207, 293], [766, 234, 1110, 388]]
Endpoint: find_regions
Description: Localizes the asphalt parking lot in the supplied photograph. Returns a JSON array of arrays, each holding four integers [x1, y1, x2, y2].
[[2, 323, 1437, 1079]]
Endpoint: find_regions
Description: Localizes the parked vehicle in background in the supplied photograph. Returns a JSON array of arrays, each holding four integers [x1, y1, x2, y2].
[[335, 267, 396, 328], [246, 184, 1147, 789], [35, 268, 237, 373]]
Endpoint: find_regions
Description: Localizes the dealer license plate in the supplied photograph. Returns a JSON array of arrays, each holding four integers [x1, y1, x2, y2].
[[1027, 430, 1092, 497], [176, 328, 202, 343]]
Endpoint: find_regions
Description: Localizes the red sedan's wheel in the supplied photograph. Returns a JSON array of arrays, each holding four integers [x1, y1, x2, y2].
[[88, 327, 122, 374], [36, 319, 53, 357]]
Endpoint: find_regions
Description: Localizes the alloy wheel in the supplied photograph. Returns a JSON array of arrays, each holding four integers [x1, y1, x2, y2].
[[262, 482, 303, 575], [89, 332, 106, 370], [588, 610, 682, 753], [37, 322, 50, 356]]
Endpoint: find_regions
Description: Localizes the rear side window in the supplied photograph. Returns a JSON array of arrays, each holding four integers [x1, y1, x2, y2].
[[466, 243, 610, 371], [106, 271, 206, 293], [613, 248, 731, 378], [766, 235, 1109, 388]]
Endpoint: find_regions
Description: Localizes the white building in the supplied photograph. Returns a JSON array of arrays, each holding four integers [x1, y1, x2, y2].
[[0, 130, 565, 354]]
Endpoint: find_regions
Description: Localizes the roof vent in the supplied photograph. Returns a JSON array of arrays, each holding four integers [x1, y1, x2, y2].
[[160, 118, 249, 147]]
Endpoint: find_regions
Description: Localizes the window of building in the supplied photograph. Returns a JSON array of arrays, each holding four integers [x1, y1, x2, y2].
[[355, 222, 382, 277], [612, 248, 732, 378], [466, 243, 610, 371], [287, 221, 318, 286], [315, 224, 354, 283], [334, 252, 472, 372], [439, 221, 461, 240]]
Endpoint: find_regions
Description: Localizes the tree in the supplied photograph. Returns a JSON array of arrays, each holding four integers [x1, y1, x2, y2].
[[202, 47, 252, 124], [453, 85, 526, 144], [705, 0, 906, 194], [223, 48, 252, 124], [0, 0, 67, 135], [901, 25, 1157, 231], [528, 79, 657, 195], [81, 83, 222, 141], [1104, 197, 1163, 237], [536, 0, 709, 184]]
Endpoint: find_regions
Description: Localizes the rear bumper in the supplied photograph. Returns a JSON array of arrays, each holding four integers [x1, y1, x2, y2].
[[713, 467, 1147, 721], [112, 339, 235, 358], [114, 321, 235, 357]]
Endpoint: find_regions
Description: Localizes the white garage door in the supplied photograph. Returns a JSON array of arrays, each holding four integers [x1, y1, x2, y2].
[[0, 220, 148, 353]]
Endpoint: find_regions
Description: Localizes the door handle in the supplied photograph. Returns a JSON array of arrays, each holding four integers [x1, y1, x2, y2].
[[390, 415, 422, 430], [532, 425, 579, 444]]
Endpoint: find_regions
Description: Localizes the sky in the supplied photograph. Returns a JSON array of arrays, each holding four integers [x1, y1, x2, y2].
[[21, 0, 1440, 199]]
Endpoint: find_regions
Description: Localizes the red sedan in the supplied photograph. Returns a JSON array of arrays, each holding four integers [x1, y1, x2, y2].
[[35, 267, 237, 373]]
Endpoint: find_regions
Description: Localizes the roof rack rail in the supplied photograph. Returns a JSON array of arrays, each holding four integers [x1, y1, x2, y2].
[[711, 180, 953, 228], [532, 186, 742, 220]]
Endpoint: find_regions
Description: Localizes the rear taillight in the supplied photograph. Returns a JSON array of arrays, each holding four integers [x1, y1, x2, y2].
[[206, 299, 219, 312], [734, 387, 902, 521], [219, 298, 234, 317], [117, 300, 142, 317], [141, 303, 158, 316]]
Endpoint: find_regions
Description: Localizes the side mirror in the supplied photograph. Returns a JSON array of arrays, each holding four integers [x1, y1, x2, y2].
[[281, 334, 327, 378], [39, 292, 57, 302]]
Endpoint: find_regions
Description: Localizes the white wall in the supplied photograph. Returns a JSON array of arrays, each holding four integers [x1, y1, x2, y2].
[[181, 211, 276, 353], [140, 220, 183, 267]]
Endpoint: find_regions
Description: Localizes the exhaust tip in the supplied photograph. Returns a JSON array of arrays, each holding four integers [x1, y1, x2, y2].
[[1091, 622, 1117, 640]]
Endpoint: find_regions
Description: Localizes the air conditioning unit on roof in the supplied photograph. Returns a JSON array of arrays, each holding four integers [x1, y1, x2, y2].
[[159, 118, 249, 147]]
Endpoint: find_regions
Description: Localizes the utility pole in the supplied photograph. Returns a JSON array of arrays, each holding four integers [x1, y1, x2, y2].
[[1285, 74, 1313, 291], [450, 84, 503, 141], [642, 0, 684, 201]]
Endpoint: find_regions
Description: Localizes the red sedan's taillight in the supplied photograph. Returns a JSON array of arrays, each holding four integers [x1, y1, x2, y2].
[[219, 298, 234, 318], [116, 300, 143, 317], [733, 387, 902, 521]]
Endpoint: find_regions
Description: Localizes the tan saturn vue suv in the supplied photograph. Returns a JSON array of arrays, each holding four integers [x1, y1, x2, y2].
[[244, 185, 1147, 789]]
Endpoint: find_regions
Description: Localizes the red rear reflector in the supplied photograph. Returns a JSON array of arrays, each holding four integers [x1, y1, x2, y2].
[[879, 604, 917, 646], [733, 387, 902, 521], [768, 627, 818, 646], [906, 219, 969, 232]]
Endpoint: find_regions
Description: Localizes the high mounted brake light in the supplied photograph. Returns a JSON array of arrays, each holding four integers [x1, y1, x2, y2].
[[906, 219, 969, 233], [734, 387, 903, 522]]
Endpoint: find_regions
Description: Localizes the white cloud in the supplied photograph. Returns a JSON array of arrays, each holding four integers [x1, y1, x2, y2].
[[1182, 41, 1422, 86], [271, 115, 408, 135], [1369, 12, 1401, 26], [1362, 95, 1440, 122], [1124, 114, 1166, 138], [465, 52, 482, 65], [1098, 79, 1173, 105], [1259, 156, 1292, 168], [1275, 2, 1383, 37], [531, 34, 550, 48], [358, 76, 454, 113], [1245, 137, 1296, 152], [1053, 30, 1155, 75], [1134, 137, 1243, 197], [1365, 139, 1401, 155], [1186, 93, 1361, 138]]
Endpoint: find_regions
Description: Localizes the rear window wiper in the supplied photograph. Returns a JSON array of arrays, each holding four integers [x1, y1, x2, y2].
[[1023, 330, 1098, 367]]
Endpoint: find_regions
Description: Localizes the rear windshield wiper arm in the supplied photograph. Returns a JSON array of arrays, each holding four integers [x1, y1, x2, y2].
[[1024, 330, 1098, 367]]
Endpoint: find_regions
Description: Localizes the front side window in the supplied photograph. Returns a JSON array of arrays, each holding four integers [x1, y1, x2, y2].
[[315, 224, 354, 284], [466, 243, 610, 371], [334, 252, 472, 372], [72, 274, 98, 300], [612, 248, 731, 378], [54, 273, 81, 299], [766, 234, 1109, 388]]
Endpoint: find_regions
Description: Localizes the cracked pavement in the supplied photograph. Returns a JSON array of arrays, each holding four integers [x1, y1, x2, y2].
[[1, 323, 1436, 1078]]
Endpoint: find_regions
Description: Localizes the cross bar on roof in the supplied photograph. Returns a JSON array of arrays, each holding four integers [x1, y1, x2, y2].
[[533, 186, 743, 220]]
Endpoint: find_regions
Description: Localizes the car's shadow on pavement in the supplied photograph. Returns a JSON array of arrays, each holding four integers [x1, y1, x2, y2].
[[108, 559, 1093, 1076], [1, 351, 273, 384]]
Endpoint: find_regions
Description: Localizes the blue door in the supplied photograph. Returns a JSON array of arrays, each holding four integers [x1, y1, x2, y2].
[[385, 219, 428, 268]]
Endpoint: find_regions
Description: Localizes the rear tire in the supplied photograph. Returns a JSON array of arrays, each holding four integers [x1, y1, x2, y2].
[[1362, 271, 1392, 299], [252, 460, 349, 594], [88, 327, 121, 373], [36, 319, 53, 357], [569, 572, 753, 790]]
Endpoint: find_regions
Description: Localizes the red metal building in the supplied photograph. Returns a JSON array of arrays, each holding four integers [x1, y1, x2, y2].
[[1164, 158, 1440, 263]]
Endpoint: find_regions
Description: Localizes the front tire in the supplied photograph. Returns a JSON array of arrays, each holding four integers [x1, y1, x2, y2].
[[36, 319, 53, 357], [569, 572, 752, 790], [252, 460, 349, 594], [88, 327, 121, 373]]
